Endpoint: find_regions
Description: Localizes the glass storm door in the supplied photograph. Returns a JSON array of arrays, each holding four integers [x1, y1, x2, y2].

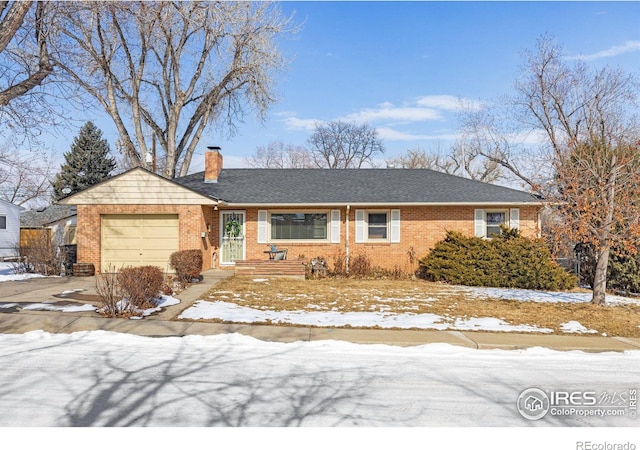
[[220, 211, 245, 265]]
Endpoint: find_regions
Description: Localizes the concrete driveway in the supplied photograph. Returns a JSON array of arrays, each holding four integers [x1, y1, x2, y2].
[[0, 276, 98, 303]]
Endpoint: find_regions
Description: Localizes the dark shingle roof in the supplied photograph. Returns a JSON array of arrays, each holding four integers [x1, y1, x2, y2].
[[20, 205, 77, 227], [176, 169, 538, 205]]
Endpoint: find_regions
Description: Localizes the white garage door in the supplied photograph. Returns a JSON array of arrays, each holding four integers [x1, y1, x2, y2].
[[101, 214, 179, 272]]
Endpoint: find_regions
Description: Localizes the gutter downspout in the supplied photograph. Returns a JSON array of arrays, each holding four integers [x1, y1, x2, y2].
[[346, 205, 350, 275]]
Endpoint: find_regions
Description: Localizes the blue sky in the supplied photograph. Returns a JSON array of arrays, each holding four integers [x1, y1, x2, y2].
[[44, 1, 640, 172]]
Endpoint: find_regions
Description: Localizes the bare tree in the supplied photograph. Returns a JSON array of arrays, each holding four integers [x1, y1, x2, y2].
[[461, 35, 640, 305], [0, 1, 52, 106], [0, 138, 55, 207], [52, 1, 297, 178], [455, 104, 539, 189], [388, 145, 502, 182], [387, 148, 435, 169], [513, 36, 640, 305], [0, 1, 56, 137], [308, 121, 384, 169], [244, 141, 313, 168]]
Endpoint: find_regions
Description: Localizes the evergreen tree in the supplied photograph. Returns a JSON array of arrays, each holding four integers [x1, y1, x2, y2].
[[52, 122, 116, 200]]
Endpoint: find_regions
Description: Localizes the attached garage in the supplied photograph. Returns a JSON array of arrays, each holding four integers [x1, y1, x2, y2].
[[57, 168, 219, 273], [101, 214, 179, 272]]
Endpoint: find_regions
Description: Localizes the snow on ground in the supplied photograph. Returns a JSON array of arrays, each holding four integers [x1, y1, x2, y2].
[[179, 300, 553, 333], [0, 330, 638, 427], [560, 321, 597, 334], [0, 262, 47, 282], [22, 302, 97, 313], [0, 293, 179, 315], [179, 282, 640, 333], [462, 285, 640, 305], [98, 295, 180, 318]]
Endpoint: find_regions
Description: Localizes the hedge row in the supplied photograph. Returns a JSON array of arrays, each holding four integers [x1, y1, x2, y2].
[[418, 229, 576, 291]]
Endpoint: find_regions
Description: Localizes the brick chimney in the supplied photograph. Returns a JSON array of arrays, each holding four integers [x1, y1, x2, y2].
[[204, 146, 223, 183]]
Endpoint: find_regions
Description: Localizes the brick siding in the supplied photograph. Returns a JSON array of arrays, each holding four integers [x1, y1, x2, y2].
[[216, 205, 540, 273], [78, 203, 539, 274], [76, 204, 216, 273]]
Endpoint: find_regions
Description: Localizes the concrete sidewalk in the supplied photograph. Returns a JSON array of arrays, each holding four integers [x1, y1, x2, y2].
[[1, 270, 640, 352]]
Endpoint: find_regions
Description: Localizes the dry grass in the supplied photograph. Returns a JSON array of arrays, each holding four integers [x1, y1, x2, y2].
[[202, 276, 640, 337]]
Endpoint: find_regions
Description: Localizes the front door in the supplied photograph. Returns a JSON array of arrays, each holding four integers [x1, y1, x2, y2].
[[220, 211, 245, 265]]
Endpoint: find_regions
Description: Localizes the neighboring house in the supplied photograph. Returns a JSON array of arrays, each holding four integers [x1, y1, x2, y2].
[[20, 205, 78, 248], [59, 149, 542, 273], [0, 199, 23, 259]]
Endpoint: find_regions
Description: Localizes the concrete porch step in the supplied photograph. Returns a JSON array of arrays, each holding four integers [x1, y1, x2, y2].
[[234, 260, 306, 278]]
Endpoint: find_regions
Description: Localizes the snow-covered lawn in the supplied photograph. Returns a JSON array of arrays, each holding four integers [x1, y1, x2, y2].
[[179, 300, 556, 333], [0, 330, 638, 428], [178, 278, 640, 336], [463, 285, 639, 305], [0, 261, 48, 282]]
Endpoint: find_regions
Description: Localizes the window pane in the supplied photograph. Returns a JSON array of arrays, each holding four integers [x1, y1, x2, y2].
[[271, 213, 327, 240], [486, 212, 506, 225], [368, 213, 387, 225], [368, 226, 387, 239], [485, 211, 506, 237], [368, 213, 387, 239], [0, 215, 6, 230]]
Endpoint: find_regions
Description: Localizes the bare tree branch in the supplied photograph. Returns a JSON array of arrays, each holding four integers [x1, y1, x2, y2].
[[307, 121, 384, 169], [52, 1, 298, 178], [0, 1, 52, 106], [245, 141, 313, 168]]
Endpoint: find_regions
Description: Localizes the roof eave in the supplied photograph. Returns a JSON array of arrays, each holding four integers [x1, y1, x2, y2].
[[221, 201, 544, 208]]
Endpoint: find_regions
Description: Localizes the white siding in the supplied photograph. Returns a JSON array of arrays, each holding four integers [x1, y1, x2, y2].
[[59, 168, 217, 205], [0, 200, 22, 258]]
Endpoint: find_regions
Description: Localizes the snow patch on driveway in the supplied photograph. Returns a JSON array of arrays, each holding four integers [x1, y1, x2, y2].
[[0, 262, 47, 282]]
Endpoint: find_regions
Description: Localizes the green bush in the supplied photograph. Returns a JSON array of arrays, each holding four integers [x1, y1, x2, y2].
[[170, 249, 203, 286], [418, 229, 576, 291]]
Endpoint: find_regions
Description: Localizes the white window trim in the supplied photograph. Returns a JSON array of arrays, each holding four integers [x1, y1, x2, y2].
[[366, 210, 390, 242], [474, 208, 519, 239], [0, 215, 6, 231], [355, 209, 401, 243], [267, 210, 332, 243]]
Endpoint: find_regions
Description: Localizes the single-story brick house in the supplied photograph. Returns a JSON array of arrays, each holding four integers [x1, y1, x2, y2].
[[58, 149, 542, 273]]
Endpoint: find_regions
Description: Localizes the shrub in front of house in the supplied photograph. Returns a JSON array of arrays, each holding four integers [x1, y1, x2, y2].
[[418, 229, 576, 291], [170, 249, 203, 286], [117, 265, 164, 309]]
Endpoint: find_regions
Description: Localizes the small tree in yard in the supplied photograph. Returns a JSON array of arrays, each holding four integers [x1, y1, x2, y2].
[[552, 139, 640, 304], [52, 121, 116, 200]]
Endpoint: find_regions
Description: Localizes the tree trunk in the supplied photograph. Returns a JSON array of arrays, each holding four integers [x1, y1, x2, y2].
[[592, 245, 610, 305]]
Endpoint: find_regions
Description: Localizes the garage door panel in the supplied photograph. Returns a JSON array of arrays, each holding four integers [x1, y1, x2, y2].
[[101, 214, 179, 271]]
